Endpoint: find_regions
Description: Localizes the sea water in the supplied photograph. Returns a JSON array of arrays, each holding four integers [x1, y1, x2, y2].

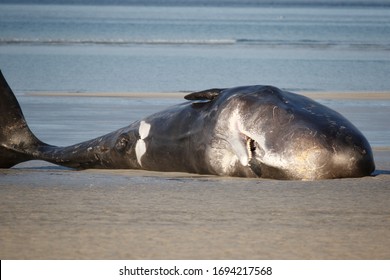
[[1, 0, 390, 93]]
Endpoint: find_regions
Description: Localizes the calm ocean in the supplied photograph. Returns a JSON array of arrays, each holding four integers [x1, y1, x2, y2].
[[1, 0, 390, 92]]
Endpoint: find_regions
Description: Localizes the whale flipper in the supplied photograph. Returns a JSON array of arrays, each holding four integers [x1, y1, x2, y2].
[[184, 88, 224, 101], [0, 71, 48, 168]]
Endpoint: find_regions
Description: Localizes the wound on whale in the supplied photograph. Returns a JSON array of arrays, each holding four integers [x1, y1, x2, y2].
[[0, 71, 375, 180]]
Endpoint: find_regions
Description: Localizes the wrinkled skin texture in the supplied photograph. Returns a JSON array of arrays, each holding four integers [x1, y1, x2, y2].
[[0, 71, 375, 180]]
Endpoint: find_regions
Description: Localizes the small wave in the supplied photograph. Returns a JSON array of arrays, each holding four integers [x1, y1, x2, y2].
[[1, 37, 389, 50], [237, 38, 390, 50], [0, 38, 237, 46]]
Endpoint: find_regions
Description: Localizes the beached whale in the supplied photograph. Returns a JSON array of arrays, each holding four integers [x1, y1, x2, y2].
[[0, 71, 375, 180]]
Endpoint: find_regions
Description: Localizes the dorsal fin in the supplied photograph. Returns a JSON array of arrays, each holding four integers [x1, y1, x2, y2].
[[184, 88, 224, 101]]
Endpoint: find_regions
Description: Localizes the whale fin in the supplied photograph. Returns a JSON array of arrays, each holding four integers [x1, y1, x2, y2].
[[0, 71, 46, 168], [184, 88, 224, 101]]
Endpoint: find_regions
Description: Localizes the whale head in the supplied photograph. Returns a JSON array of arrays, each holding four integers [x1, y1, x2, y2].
[[186, 86, 375, 180]]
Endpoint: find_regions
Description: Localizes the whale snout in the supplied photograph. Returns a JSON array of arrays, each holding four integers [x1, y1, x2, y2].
[[327, 145, 375, 179], [257, 122, 375, 180], [355, 149, 376, 176], [288, 128, 375, 180]]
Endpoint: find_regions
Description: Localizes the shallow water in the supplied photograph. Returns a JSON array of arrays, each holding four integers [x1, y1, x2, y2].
[[1, 2, 390, 92]]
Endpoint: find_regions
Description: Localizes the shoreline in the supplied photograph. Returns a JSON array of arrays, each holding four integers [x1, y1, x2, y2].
[[23, 91, 390, 100]]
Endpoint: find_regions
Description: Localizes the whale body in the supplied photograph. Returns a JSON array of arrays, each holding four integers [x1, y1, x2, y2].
[[0, 71, 375, 180]]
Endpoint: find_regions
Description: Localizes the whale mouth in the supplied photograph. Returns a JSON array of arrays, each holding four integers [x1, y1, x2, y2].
[[246, 137, 257, 160], [245, 136, 264, 177]]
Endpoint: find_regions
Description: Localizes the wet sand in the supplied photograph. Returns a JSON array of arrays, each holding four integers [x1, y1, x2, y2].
[[0, 92, 389, 259]]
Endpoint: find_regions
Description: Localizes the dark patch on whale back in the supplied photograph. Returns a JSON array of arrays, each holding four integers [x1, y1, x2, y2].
[[115, 133, 131, 153], [184, 88, 224, 101]]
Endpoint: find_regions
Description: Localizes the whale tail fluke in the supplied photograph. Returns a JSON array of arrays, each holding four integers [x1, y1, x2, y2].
[[0, 71, 46, 168]]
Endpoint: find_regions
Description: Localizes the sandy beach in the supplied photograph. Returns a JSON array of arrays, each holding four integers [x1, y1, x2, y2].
[[0, 92, 389, 259]]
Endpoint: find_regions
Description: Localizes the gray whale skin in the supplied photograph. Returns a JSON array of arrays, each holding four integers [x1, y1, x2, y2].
[[0, 71, 375, 180]]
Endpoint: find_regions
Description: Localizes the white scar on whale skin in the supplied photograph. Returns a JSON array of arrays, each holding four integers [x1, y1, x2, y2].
[[135, 121, 151, 166]]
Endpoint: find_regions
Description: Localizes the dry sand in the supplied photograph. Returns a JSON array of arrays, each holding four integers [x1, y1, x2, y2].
[[0, 92, 389, 259]]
